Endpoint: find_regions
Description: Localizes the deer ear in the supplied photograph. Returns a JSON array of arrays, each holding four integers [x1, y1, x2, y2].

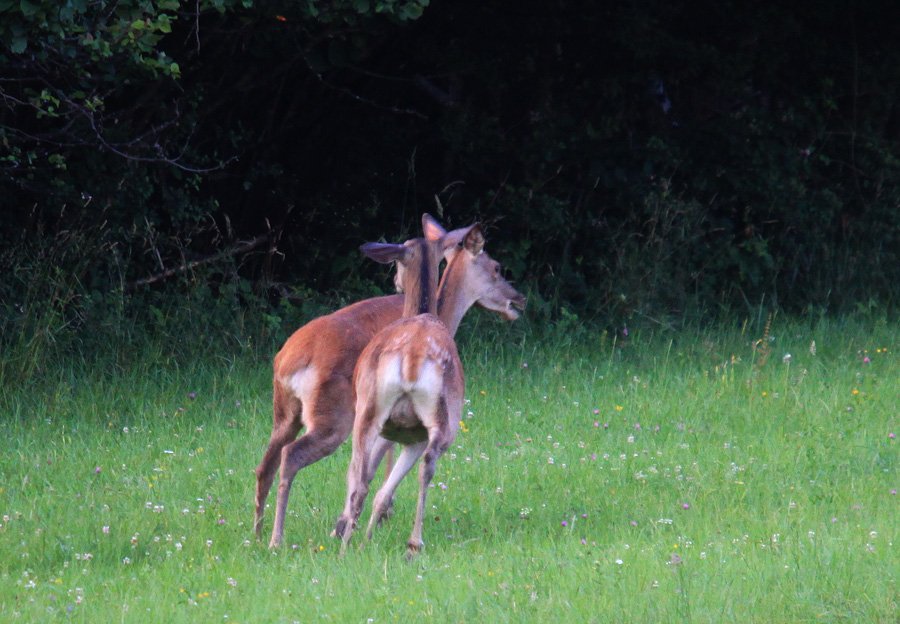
[[440, 224, 475, 254], [360, 242, 407, 264], [442, 244, 462, 263], [422, 213, 447, 242], [463, 225, 485, 255]]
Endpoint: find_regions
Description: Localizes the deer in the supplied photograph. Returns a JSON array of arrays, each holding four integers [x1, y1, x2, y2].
[[335, 223, 521, 558], [256, 215, 524, 549]]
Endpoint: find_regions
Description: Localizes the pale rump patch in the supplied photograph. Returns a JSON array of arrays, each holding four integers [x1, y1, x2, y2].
[[376, 352, 405, 393], [285, 366, 319, 403], [374, 353, 445, 430], [406, 360, 444, 429], [376, 353, 445, 395]]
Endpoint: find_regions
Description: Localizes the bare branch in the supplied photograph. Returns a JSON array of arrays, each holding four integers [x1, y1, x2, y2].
[[414, 75, 456, 108], [83, 107, 238, 173], [301, 55, 429, 120], [128, 232, 273, 289]]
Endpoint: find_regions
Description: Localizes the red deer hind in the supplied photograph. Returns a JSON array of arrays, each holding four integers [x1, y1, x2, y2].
[[335, 224, 522, 558], [256, 215, 522, 549]]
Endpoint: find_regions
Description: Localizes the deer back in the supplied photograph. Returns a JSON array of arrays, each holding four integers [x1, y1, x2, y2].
[[273, 294, 404, 384]]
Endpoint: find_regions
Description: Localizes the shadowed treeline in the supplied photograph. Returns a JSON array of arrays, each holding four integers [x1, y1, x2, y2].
[[3, 0, 900, 367]]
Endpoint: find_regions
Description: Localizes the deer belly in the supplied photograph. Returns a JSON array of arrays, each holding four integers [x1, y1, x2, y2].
[[381, 413, 428, 444]]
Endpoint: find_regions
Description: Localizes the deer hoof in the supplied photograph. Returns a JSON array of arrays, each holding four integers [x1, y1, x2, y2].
[[405, 541, 423, 560], [334, 516, 353, 540]]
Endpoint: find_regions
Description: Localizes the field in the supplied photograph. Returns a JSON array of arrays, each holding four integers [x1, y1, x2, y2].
[[1, 314, 898, 623]]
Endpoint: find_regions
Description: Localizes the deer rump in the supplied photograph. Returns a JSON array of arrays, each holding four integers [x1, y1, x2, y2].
[[354, 314, 463, 446]]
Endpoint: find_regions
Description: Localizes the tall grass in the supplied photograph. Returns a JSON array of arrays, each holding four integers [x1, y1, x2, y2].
[[1, 313, 898, 622]]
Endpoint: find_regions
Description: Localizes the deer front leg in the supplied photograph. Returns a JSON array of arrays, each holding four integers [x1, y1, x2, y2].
[[366, 440, 427, 540], [367, 436, 398, 524]]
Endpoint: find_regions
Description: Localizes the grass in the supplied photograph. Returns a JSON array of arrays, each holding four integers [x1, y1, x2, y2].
[[1, 313, 898, 622]]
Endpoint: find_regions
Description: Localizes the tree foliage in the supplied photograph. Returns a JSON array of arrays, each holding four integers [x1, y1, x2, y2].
[[3, 0, 900, 358]]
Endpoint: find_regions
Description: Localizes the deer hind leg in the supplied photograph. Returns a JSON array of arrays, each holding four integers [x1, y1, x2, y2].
[[366, 440, 427, 540], [406, 433, 449, 559], [334, 402, 383, 553], [269, 377, 354, 549], [254, 385, 302, 540]]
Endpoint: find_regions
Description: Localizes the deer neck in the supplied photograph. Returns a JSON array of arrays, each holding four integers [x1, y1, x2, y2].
[[401, 241, 439, 318], [436, 256, 475, 337]]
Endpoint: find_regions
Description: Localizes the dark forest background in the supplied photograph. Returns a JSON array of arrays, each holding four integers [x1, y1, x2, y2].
[[3, 0, 900, 370]]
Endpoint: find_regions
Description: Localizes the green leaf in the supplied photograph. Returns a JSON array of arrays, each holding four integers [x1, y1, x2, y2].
[[10, 32, 27, 54], [157, 14, 173, 33], [48, 154, 66, 170], [19, 0, 39, 17], [398, 3, 424, 20]]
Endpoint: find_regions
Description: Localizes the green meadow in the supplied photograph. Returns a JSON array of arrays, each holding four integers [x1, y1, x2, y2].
[[1, 314, 898, 623]]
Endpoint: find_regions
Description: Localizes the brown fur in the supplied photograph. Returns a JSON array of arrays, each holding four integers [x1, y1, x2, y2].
[[259, 216, 524, 551], [336, 225, 518, 558], [254, 294, 403, 547]]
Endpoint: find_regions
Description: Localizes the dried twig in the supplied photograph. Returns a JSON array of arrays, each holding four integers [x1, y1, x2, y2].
[[129, 232, 272, 289]]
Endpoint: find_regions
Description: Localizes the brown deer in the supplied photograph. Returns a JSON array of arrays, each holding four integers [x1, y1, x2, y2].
[[335, 224, 521, 558], [256, 215, 523, 549]]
